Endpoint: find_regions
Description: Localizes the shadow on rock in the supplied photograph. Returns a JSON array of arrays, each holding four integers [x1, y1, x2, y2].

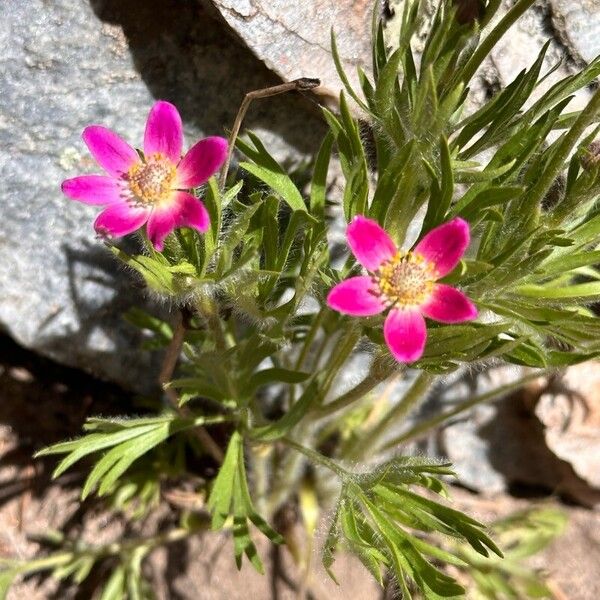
[[37, 240, 165, 394], [476, 392, 600, 507], [88, 0, 327, 159]]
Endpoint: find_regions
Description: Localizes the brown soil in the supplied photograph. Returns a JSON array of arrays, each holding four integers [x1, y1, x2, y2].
[[1, 335, 599, 599]]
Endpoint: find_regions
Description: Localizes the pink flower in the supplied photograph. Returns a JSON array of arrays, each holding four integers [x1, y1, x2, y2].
[[327, 216, 478, 363], [62, 101, 228, 251]]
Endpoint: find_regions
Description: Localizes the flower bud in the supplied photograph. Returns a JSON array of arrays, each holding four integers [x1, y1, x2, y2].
[[453, 0, 483, 25], [581, 140, 600, 170]]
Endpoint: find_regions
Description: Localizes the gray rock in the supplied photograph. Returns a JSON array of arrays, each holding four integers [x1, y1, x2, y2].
[[550, 0, 600, 65], [417, 366, 600, 506], [208, 0, 374, 101], [535, 362, 600, 491], [0, 0, 326, 391], [489, 1, 592, 113]]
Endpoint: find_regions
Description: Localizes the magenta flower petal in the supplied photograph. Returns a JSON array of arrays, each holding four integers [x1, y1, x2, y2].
[[143, 101, 183, 164], [327, 276, 386, 317], [347, 215, 397, 271], [146, 191, 210, 251], [94, 203, 150, 238], [82, 126, 139, 178], [177, 136, 228, 188], [421, 284, 478, 324], [61, 175, 126, 206], [414, 217, 470, 278], [384, 308, 427, 363]]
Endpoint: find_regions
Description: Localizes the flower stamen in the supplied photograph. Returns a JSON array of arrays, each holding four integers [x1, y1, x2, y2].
[[127, 153, 177, 206], [372, 251, 436, 308]]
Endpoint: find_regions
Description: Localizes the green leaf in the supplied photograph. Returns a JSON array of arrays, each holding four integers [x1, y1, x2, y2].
[[452, 185, 523, 218], [310, 132, 335, 220], [167, 378, 226, 405], [207, 431, 241, 529], [374, 48, 403, 119], [100, 566, 126, 600], [370, 139, 416, 222], [204, 177, 241, 263], [454, 159, 517, 183], [237, 132, 306, 213], [330, 29, 371, 114], [111, 247, 197, 294], [216, 199, 261, 275], [422, 136, 454, 229], [364, 495, 466, 598], [232, 514, 263, 573], [208, 431, 280, 573], [37, 414, 215, 499], [540, 250, 600, 275], [516, 281, 600, 299], [42, 424, 159, 478], [246, 367, 310, 394], [82, 422, 173, 499], [0, 570, 17, 600]]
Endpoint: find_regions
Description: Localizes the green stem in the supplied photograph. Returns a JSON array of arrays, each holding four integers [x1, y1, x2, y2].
[[249, 443, 271, 516], [198, 295, 228, 352], [265, 423, 311, 516], [264, 327, 359, 515], [295, 308, 327, 370], [480, 0, 504, 29], [310, 328, 330, 371], [380, 369, 548, 451], [282, 437, 349, 481], [316, 363, 397, 418], [159, 313, 224, 463], [318, 326, 361, 404], [346, 371, 436, 460]]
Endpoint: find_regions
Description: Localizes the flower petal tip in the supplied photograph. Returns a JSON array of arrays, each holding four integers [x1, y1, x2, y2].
[[82, 125, 139, 178], [61, 175, 125, 205], [177, 136, 229, 188], [346, 215, 397, 271], [93, 203, 150, 239], [384, 309, 427, 364], [415, 217, 471, 278], [422, 284, 478, 324], [144, 101, 183, 163]]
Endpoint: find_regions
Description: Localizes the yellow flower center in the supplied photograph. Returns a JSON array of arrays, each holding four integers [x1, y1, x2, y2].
[[127, 153, 177, 205], [373, 251, 436, 308]]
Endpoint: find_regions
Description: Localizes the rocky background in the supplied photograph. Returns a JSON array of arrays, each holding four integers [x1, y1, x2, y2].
[[1, 1, 600, 597], [1, 0, 599, 389]]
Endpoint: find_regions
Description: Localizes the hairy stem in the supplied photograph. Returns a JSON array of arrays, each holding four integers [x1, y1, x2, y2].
[[219, 78, 320, 190], [318, 326, 362, 405], [294, 307, 326, 371], [282, 437, 349, 480], [159, 312, 224, 463], [197, 295, 229, 353], [346, 370, 436, 460], [316, 362, 397, 417], [380, 369, 548, 451], [265, 427, 311, 517]]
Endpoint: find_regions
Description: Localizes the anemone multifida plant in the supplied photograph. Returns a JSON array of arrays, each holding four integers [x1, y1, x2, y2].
[[3, 0, 600, 598]]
